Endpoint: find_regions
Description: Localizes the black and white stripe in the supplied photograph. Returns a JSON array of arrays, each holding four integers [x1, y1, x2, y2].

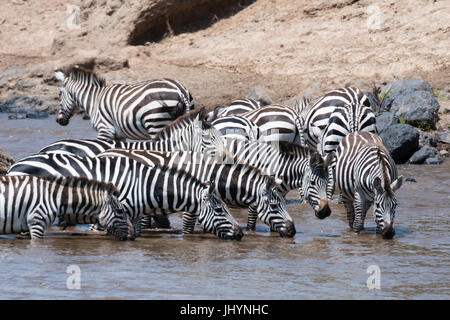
[[212, 115, 261, 142], [222, 139, 331, 220], [0, 175, 133, 240], [97, 149, 296, 237], [54, 66, 195, 141], [38, 108, 224, 158], [207, 98, 261, 121], [240, 104, 303, 145], [335, 132, 403, 239], [299, 87, 376, 151], [7, 154, 242, 240]]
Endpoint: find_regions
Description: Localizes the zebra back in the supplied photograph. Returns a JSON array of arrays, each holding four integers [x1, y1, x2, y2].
[[300, 87, 373, 150], [240, 104, 303, 145]]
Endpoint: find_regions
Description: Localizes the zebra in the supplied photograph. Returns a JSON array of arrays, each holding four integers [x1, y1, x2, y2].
[[211, 115, 262, 142], [299, 87, 377, 199], [54, 65, 195, 141], [287, 96, 311, 116], [221, 138, 332, 221], [7, 154, 242, 240], [0, 175, 134, 240], [206, 98, 261, 121], [38, 108, 224, 158], [240, 104, 304, 145], [299, 87, 376, 151], [335, 132, 403, 239], [97, 149, 296, 237]]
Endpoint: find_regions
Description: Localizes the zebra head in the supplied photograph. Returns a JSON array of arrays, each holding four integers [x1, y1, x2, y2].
[[373, 175, 403, 239], [198, 182, 243, 240], [99, 193, 135, 241], [55, 70, 78, 126], [257, 176, 296, 237], [193, 108, 226, 156], [301, 152, 332, 219]]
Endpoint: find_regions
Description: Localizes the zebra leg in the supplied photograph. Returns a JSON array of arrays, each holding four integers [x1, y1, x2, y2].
[[132, 219, 142, 237], [27, 207, 50, 240], [343, 200, 355, 229], [139, 215, 153, 229], [352, 193, 368, 233], [247, 205, 258, 231], [326, 158, 336, 200], [182, 212, 197, 234]]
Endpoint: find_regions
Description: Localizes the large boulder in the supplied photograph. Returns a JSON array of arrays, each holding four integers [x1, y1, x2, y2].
[[379, 79, 440, 129], [0, 148, 15, 174], [379, 123, 420, 164], [407, 146, 440, 164], [435, 131, 450, 144], [376, 112, 399, 133]]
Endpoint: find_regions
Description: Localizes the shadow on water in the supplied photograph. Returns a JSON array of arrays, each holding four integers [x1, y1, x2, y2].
[[0, 115, 449, 299]]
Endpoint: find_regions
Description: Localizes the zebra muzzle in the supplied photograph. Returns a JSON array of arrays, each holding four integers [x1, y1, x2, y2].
[[315, 200, 331, 219], [56, 115, 69, 126], [381, 223, 395, 239], [278, 220, 296, 238]]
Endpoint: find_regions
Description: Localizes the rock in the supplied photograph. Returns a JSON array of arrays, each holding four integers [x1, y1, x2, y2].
[[407, 146, 438, 164], [424, 157, 443, 165], [405, 177, 417, 183], [379, 124, 420, 164], [246, 86, 273, 106], [0, 96, 55, 116], [435, 131, 450, 144], [419, 132, 437, 147], [0, 148, 15, 175], [439, 149, 449, 157], [376, 112, 399, 133], [380, 79, 440, 129]]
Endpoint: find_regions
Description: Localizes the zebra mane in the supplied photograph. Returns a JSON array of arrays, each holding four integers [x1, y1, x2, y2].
[[376, 149, 390, 192], [65, 66, 106, 87], [39, 175, 119, 196], [153, 108, 207, 139]]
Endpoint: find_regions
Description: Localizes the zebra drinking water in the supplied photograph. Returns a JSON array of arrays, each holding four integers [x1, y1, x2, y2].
[[54, 66, 195, 141], [97, 149, 296, 237], [335, 132, 403, 239], [299, 87, 377, 199], [7, 155, 242, 240], [222, 139, 331, 220], [0, 175, 134, 240]]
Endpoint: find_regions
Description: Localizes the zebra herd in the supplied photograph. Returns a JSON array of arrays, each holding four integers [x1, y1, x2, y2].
[[1, 66, 403, 240]]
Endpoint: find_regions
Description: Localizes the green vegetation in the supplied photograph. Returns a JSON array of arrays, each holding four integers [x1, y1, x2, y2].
[[432, 88, 448, 102], [378, 90, 394, 102]]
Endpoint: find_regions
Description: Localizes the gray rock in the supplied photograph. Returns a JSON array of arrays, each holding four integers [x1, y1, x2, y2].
[[0, 95, 54, 117], [380, 79, 440, 128], [379, 123, 420, 164], [376, 112, 399, 133], [246, 86, 273, 106], [419, 132, 437, 147], [435, 131, 450, 144], [424, 157, 443, 165], [405, 177, 417, 183], [407, 146, 438, 164]]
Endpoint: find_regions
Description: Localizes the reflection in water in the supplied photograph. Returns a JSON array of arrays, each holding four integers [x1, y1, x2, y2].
[[0, 115, 449, 299]]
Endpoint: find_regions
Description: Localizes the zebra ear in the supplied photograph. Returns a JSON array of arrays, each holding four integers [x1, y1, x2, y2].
[[54, 70, 66, 82], [373, 177, 383, 193], [309, 153, 321, 166], [210, 106, 220, 121], [323, 152, 334, 168], [198, 107, 206, 121], [205, 181, 215, 195], [390, 175, 403, 192]]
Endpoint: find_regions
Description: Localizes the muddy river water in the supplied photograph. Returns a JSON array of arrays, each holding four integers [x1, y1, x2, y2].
[[0, 114, 448, 299]]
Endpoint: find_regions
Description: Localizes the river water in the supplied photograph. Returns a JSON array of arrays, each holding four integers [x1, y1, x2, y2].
[[0, 114, 449, 299]]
